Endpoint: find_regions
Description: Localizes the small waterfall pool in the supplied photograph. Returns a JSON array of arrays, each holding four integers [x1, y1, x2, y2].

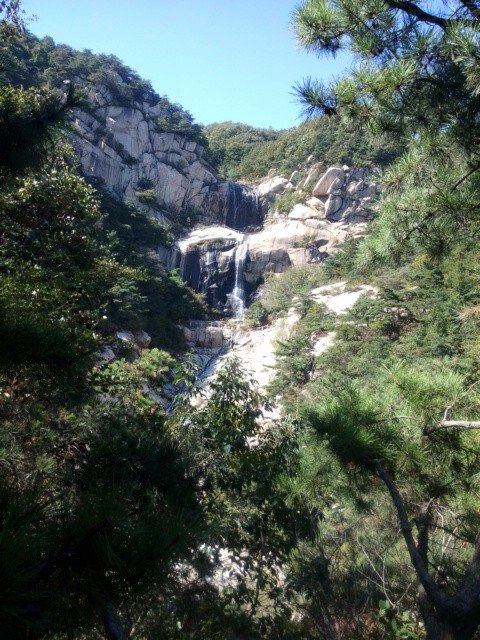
[[229, 238, 248, 318]]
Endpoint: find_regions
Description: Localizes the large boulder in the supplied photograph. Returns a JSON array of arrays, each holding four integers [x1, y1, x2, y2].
[[256, 176, 289, 198], [182, 321, 225, 349], [245, 220, 332, 283], [288, 202, 326, 221], [325, 195, 343, 218], [312, 167, 345, 196]]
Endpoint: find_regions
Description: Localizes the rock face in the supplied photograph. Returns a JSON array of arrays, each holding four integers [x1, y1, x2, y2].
[[197, 281, 378, 397], [171, 163, 380, 311], [168, 226, 244, 308], [70, 78, 379, 313], [182, 320, 225, 350], [70, 80, 262, 229]]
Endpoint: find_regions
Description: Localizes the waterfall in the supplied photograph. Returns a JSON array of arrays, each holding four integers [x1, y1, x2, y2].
[[227, 183, 262, 230], [230, 184, 238, 227], [229, 239, 248, 318]]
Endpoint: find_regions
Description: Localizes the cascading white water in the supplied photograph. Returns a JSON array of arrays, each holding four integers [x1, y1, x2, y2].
[[230, 239, 248, 318]]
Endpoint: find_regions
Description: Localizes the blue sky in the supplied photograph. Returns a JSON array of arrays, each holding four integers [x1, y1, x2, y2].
[[23, 0, 350, 130]]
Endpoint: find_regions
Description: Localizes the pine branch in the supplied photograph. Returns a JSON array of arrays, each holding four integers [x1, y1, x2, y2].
[[459, 0, 480, 19], [382, 0, 450, 29], [372, 459, 457, 616], [426, 420, 480, 434], [374, 460, 480, 621]]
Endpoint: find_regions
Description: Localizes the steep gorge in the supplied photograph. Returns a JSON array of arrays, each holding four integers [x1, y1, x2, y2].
[[4, 5, 480, 637], [69, 81, 382, 383]]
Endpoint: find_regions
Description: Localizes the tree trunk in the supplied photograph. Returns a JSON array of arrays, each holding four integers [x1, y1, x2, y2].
[[373, 462, 480, 640], [419, 588, 479, 640]]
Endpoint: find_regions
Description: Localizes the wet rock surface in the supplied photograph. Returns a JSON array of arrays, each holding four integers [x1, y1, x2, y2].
[[170, 162, 380, 311]]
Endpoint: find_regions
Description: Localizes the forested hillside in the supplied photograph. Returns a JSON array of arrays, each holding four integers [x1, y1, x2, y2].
[[203, 117, 403, 180], [2, 0, 480, 639], [1, 30, 206, 142], [264, 0, 480, 637], [0, 30, 214, 349]]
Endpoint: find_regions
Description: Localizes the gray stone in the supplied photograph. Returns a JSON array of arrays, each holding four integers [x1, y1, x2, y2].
[[256, 176, 288, 198], [289, 170, 300, 185], [304, 162, 326, 190], [325, 195, 343, 217], [288, 203, 322, 221], [134, 330, 152, 349], [312, 167, 345, 196], [327, 177, 343, 194]]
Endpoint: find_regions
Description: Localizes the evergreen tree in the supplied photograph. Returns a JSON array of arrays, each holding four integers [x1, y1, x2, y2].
[[292, 3, 480, 636], [294, 0, 480, 264]]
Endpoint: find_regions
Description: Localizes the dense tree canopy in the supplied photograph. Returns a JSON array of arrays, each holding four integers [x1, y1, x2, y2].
[[285, 1, 480, 638], [3, 1, 480, 638], [203, 116, 403, 180]]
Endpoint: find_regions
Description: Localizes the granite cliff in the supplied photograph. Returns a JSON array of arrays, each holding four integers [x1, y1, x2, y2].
[[68, 75, 379, 316], [70, 74, 261, 230]]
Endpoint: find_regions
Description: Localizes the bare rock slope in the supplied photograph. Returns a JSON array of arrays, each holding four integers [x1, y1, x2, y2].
[[71, 77, 261, 228], [171, 161, 380, 310]]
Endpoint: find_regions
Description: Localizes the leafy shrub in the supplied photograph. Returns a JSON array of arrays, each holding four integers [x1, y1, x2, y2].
[[244, 300, 269, 327], [260, 265, 326, 315], [134, 188, 160, 208], [136, 177, 154, 190], [156, 107, 207, 147], [0, 84, 70, 171], [272, 190, 306, 215]]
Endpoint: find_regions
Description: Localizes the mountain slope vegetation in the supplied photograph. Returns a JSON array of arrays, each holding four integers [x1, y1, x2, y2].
[[2, 0, 480, 638], [203, 116, 403, 180]]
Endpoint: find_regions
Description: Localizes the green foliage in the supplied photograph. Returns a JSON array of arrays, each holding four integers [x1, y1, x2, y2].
[[134, 187, 160, 208], [259, 264, 327, 315], [244, 299, 269, 327], [299, 387, 403, 468], [140, 269, 206, 350], [0, 308, 89, 367], [168, 358, 307, 637], [377, 600, 424, 639], [203, 121, 279, 178], [269, 300, 332, 397], [204, 117, 403, 180], [0, 0, 26, 42], [269, 242, 480, 635], [272, 189, 306, 215], [0, 159, 121, 389], [0, 401, 203, 640], [156, 103, 208, 147], [94, 348, 174, 410], [293, 0, 480, 267], [98, 194, 205, 346], [0, 84, 71, 171]]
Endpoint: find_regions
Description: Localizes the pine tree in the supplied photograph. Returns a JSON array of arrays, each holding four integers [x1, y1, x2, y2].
[[293, 3, 480, 636]]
